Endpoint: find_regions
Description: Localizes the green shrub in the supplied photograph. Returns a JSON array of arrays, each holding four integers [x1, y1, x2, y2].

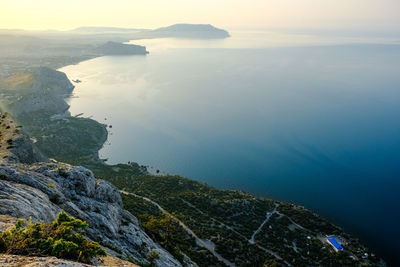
[[48, 183, 57, 189], [147, 250, 160, 266], [0, 210, 106, 263]]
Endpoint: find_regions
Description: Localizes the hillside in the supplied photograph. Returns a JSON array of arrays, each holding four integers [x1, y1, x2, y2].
[[0, 114, 181, 266], [0, 36, 148, 80], [0, 67, 108, 164]]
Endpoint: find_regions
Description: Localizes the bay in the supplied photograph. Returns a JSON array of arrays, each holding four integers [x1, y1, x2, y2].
[[61, 31, 400, 264]]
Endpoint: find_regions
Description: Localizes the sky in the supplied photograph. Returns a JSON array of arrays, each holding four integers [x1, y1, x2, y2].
[[1, 0, 400, 31]]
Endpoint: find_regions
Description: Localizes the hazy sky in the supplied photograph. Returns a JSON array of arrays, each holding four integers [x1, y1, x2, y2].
[[1, 0, 400, 31]]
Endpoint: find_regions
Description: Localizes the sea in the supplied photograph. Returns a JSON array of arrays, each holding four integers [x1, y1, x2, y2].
[[60, 30, 400, 265]]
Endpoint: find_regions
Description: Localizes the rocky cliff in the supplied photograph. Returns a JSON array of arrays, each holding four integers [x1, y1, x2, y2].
[[0, 116, 182, 266], [32, 66, 75, 94], [0, 114, 47, 164], [1, 67, 74, 117]]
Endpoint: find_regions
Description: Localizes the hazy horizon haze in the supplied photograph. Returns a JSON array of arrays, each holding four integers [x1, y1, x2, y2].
[[2, 0, 400, 32]]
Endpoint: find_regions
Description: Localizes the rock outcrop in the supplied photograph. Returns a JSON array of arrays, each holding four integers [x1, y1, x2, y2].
[[32, 66, 75, 94], [0, 161, 181, 266], [0, 114, 47, 164], [0, 118, 181, 266], [0, 254, 140, 267], [8, 132, 48, 164]]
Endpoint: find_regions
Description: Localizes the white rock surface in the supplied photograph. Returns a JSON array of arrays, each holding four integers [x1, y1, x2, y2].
[[0, 162, 181, 267]]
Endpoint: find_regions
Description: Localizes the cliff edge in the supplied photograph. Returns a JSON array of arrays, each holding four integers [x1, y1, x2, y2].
[[0, 116, 182, 266]]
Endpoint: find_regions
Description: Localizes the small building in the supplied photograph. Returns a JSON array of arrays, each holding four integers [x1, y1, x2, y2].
[[327, 236, 343, 252]]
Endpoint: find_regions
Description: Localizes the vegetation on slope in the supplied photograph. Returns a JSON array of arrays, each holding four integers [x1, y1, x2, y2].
[[0, 73, 35, 93], [15, 111, 107, 163], [0, 210, 106, 264], [123, 193, 226, 267], [102, 171, 381, 266]]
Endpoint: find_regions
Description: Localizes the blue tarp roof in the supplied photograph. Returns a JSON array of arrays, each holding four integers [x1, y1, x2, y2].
[[328, 237, 343, 250]]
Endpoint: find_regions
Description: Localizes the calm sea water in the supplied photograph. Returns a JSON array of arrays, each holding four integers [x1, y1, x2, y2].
[[61, 31, 400, 264]]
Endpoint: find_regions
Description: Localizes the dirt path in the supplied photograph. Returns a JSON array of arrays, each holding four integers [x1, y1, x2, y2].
[[249, 205, 277, 244]]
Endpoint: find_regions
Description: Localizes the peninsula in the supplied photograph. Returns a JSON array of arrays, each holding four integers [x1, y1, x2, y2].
[[96, 41, 149, 55]]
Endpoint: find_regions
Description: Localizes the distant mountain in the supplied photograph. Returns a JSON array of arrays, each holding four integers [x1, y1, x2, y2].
[[71, 24, 230, 39], [149, 24, 230, 39], [72, 26, 146, 33], [0, 24, 229, 42]]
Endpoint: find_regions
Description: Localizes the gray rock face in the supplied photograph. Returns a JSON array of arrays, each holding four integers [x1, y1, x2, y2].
[[0, 114, 47, 164], [0, 162, 182, 267], [9, 132, 48, 164], [0, 254, 140, 267]]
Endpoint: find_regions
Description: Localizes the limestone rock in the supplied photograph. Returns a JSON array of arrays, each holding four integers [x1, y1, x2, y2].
[[0, 254, 140, 267], [0, 162, 182, 267]]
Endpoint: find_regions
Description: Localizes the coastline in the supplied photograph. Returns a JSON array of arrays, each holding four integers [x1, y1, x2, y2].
[[0, 48, 385, 265], [58, 59, 388, 265], [58, 55, 161, 176]]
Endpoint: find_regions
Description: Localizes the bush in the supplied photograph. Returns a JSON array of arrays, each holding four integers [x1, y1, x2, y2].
[[147, 250, 160, 266], [47, 183, 57, 189], [0, 210, 106, 263]]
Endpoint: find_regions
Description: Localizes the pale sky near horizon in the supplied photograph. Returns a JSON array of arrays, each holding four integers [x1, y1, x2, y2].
[[1, 0, 399, 31]]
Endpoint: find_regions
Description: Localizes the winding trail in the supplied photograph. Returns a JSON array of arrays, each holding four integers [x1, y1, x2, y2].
[[245, 204, 292, 265], [120, 191, 235, 267], [249, 205, 277, 244]]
